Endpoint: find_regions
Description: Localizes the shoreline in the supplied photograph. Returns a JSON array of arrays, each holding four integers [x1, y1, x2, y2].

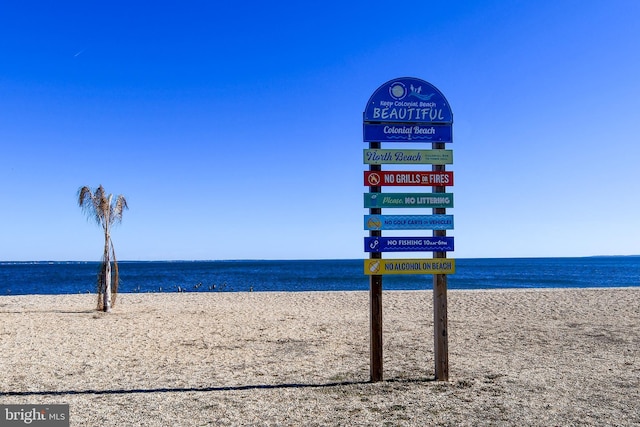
[[2, 289, 639, 426], [2, 284, 639, 297]]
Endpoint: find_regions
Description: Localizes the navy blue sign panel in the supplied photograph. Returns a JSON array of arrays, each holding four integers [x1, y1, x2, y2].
[[364, 236, 454, 252], [363, 123, 452, 143], [363, 77, 453, 124]]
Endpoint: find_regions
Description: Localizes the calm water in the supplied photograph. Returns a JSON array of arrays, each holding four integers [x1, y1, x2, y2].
[[0, 257, 638, 296]]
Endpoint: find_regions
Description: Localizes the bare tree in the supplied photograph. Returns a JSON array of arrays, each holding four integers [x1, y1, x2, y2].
[[78, 185, 128, 312]]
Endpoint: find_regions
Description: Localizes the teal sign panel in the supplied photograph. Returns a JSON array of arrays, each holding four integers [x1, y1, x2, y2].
[[364, 214, 454, 230], [364, 193, 453, 208]]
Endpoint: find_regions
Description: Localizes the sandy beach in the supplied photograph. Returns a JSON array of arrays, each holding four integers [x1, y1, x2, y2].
[[1, 289, 638, 426]]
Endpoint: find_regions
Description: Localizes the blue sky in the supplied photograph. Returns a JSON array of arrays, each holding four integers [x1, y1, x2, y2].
[[1, 1, 639, 261]]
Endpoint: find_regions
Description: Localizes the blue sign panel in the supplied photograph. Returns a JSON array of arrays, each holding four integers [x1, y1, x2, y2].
[[363, 123, 452, 143], [365, 214, 454, 230], [365, 236, 454, 252], [363, 77, 453, 124]]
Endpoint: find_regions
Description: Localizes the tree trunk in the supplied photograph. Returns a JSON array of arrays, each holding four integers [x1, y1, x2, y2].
[[103, 257, 112, 312], [103, 232, 112, 313]]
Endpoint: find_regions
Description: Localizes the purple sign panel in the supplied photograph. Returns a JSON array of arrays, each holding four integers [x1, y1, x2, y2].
[[363, 77, 453, 124], [364, 236, 454, 252], [363, 123, 452, 143]]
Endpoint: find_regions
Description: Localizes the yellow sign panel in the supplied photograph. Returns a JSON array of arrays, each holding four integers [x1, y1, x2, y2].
[[364, 258, 455, 275]]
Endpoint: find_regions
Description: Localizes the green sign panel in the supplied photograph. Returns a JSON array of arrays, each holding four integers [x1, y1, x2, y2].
[[364, 149, 453, 165], [364, 193, 453, 208]]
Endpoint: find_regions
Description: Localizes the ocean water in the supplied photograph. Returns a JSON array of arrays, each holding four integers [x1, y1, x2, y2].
[[0, 257, 638, 296]]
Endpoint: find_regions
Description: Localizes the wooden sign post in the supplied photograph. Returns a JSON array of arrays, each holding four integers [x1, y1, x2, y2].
[[363, 77, 454, 382], [368, 141, 384, 382], [432, 141, 449, 381]]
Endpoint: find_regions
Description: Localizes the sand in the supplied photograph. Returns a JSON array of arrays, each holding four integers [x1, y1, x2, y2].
[[1, 289, 639, 426]]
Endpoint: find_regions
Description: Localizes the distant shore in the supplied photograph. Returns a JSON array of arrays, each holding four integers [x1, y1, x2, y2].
[[1, 289, 639, 426]]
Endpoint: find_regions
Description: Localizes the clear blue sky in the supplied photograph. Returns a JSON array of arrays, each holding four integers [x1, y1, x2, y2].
[[1, 1, 639, 261]]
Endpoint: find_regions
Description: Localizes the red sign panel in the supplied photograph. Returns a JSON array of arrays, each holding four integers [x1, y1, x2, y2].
[[364, 171, 453, 187]]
